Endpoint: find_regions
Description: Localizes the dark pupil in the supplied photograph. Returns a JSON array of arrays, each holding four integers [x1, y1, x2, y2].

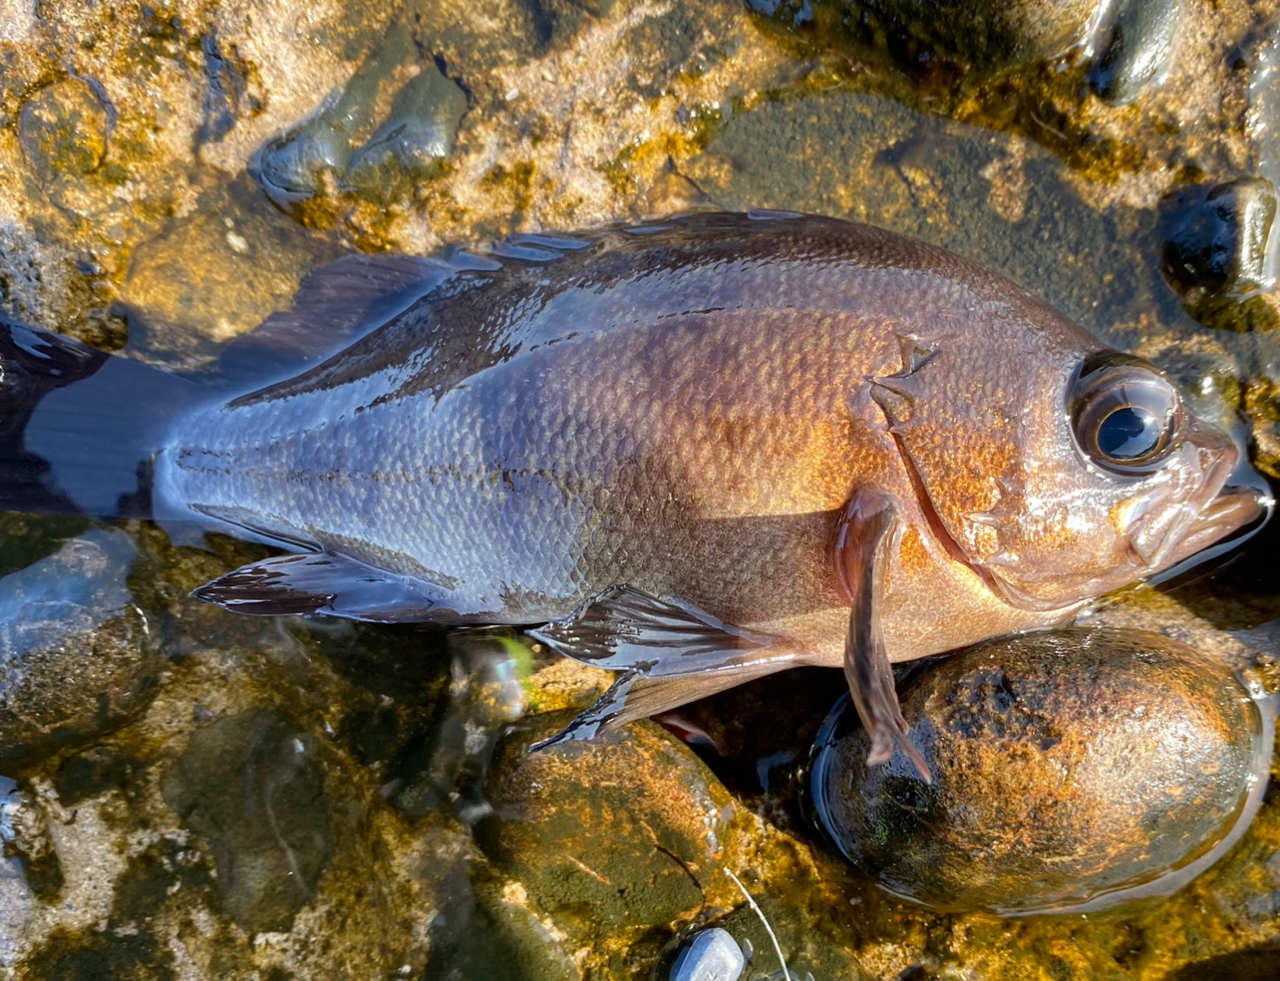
[[1097, 406, 1160, 460]]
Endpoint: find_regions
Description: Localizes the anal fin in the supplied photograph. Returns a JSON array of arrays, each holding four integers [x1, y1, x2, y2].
[[193, 552, 453, 622], [528, 584, 807, 750]]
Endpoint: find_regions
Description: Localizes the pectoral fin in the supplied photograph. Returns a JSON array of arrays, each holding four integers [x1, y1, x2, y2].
[[193, 552, 453, 622], [835, 488, 932, 782]]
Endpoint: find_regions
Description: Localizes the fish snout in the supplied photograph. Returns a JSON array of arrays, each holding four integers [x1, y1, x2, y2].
[[1143, 420, 1274, 580]]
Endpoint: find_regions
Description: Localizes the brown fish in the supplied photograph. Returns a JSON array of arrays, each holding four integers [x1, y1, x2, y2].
[[1, 211, 1268, 775]]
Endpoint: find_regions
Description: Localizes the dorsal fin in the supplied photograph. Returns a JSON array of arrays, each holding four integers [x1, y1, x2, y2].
[[216, 253, 459, 383]]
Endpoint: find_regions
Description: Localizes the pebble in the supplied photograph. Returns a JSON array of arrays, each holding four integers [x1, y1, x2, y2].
[[670, 928, 745, 981]]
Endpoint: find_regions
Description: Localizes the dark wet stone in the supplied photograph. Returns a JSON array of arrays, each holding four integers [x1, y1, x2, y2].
[[1090, 0, 1183, 104], [256, 117, 353, 203], [1161, 178, 1279, 331], [343, 64, 468, 197], [478, 714, 737, 937], [0, 530, 162, 771], [748, 0, 1098, 73], [255, 26, 463, 211], [810, 628, 1271, 915], [18, 78, 110, 177], [160, 708, 334, 934]]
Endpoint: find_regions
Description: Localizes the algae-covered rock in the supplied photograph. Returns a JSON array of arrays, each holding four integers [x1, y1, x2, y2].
[[479, 714, 737, 935], [810, 628, 1271, 915], [0, 529, 161, 772]]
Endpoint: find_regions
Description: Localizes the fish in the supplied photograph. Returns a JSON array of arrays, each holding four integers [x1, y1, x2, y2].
[[0, 210, 1269, 777]]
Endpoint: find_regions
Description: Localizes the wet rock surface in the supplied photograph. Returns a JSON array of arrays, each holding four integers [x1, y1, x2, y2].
[[0, 0, 1280, 978], [809, 628, 1272, 916], [0, 530, 162, 771]]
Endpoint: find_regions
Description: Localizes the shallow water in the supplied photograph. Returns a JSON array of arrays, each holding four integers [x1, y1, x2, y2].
[[2, 0, 1280, 978]]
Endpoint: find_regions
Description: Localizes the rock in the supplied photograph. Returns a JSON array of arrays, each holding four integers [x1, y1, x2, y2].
[[1090, 0, 1185, 104], [116, 178, 343, 373], [477, 713, 739, 947], [255, 25, 466, 213], [18, 78, 110, 178], [1161, 178, 1279, 332], [0, 530, 161, 772], [343, 63, 468, 198], [809, 627, 1273, 915], [159, 707, 334, 934]]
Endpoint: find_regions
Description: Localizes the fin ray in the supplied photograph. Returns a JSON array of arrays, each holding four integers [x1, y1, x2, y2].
[[527, 584, 774, 676], [835, 488, 932, 782], [193, 552, 454, 622]]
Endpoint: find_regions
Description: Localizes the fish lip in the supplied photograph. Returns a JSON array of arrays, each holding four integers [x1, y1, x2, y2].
[[1142, 427, 1273, 575], [1154, 479, 1272, 571]]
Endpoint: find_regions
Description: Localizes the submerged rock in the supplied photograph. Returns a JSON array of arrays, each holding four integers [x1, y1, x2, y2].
[[809, 627, 1272, 915], [1161, 178, 1279, 332], [0, 529, 160, 771], [159, 708, 334, 934]]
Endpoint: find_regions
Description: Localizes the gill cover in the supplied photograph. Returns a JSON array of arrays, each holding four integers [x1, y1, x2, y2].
[[868, 329, 1219, 612]]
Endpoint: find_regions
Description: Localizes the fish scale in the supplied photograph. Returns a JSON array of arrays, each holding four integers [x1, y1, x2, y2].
[[0, 211, 1265, 762]]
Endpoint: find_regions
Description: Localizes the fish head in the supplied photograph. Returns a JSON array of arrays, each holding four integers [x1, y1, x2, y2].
[[871, 319, 1271, 614]]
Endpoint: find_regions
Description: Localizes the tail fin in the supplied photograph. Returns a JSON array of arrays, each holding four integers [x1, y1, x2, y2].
[[0, 314, 201, 517]]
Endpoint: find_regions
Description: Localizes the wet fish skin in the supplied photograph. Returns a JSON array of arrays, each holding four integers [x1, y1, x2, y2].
[[158, 213, 1257, 665], [1, 211, 1264, 762]]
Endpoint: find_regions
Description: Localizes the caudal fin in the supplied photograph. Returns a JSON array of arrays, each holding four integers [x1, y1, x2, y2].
[[0, 314, 200, 517]]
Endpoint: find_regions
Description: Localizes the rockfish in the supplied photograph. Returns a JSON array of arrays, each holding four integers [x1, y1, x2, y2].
[[0, 211, 1268, 776]]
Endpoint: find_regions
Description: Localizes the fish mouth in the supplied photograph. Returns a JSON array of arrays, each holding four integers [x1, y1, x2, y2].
[[1141, 425, 1274, 581], [1146, 477, 1274, 584]]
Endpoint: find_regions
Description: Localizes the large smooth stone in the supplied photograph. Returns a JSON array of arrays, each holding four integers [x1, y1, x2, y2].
[[810, 627, 1272, 915]]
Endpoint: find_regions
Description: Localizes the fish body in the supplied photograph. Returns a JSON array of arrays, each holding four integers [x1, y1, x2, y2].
[[3, 211, 1268, 763], [157, 216, 1066, 654]]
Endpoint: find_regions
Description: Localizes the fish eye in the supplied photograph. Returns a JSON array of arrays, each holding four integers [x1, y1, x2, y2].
[[1069, 353, 1184, 476]]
